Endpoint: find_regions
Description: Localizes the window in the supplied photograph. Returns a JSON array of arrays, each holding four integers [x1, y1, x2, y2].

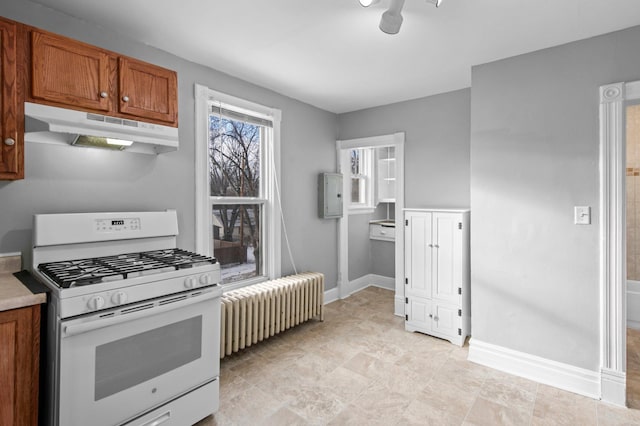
[[349, 147, 374, 212], [195, 85, 281, 288]]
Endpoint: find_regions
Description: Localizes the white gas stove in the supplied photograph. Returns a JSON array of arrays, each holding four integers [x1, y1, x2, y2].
[[32, 211, 222, 426]]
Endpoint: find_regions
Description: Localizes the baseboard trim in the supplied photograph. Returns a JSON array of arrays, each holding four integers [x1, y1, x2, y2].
[[347, 274, 395, 296], [324, 287, 339, 305], [394, 295, 404, 317], [468, 339, 601, 399], [601, 368, 626, 406]]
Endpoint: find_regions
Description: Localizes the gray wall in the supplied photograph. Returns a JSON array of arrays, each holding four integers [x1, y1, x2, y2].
[[339, 89, 470, 282], [470, 25, 640, 371], [338, 89, 471, 209], [347, 203, 392, 281], [0, 1, 339, 287]]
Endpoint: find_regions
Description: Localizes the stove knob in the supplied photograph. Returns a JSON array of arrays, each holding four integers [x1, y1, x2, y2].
[[184, 277, 197, 289], [111, 291, 128, 305], [87, 295, 105, 311], [199, 274, 214, 285]]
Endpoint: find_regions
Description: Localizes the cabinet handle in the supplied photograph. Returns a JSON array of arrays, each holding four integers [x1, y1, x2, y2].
[[434, 316, 439, 321], [429, 314, 433, 318], [99, 91, 108, 99], [3, 137, 15, 146], [122, 95, 130, 102], [428, 244, 433, 248], [434, 244, 439, 248]]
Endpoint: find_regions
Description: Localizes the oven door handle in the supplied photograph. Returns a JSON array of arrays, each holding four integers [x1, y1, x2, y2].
[[63, 289, 218, 338]]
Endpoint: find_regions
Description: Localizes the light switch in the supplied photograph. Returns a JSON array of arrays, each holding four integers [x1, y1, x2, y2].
[[574, 206, 591, 225]]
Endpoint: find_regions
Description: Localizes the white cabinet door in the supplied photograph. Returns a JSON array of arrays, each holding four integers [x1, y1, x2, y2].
[[433, 213, 463, 304], [405, 212, 433, 299], [432, 302, 459, 338], [406, 297, 431, 331]]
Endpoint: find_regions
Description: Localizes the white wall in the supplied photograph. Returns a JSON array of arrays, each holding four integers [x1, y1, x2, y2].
[[0, 1, 339, 287], [470, 25, 640, 371]]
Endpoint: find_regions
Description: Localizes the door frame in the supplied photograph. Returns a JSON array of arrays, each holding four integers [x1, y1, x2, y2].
[[599, 80, 640, 405], [336, 132, 404, 314]]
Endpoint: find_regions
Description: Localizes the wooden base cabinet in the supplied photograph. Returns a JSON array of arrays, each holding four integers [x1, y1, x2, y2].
[[404, 208, 470, 346], [0, 304, 40, 426]]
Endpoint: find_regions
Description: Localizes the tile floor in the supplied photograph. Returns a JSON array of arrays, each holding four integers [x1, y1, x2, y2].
[[195, 287, 640, 425]]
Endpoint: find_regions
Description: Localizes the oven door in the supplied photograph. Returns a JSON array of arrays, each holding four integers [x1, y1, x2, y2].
[[57, 287, 221, 426]]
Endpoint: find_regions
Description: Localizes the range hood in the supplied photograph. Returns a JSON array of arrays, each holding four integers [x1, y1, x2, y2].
[[24, 102, 179, 154]]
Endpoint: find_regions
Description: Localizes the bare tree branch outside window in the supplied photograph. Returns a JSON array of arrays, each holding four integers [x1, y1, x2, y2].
[[209, 116, 262, 278]]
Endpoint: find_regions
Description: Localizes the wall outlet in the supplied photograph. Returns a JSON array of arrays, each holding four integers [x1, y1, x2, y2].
[[574, 206, 591, 225]]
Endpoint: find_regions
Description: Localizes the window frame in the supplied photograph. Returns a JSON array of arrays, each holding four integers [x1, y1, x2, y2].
[[195, 84, 281, 290], [348, 147, 375, 214]]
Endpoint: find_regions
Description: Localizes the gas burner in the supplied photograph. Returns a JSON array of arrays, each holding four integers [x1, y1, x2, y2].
[[39, 259, 124, 288], [143, 248, 218, 269], [39, 248, 217, 288]]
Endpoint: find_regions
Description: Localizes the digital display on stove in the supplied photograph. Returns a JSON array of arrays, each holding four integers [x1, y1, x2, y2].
[[95, 218, 141, 232]]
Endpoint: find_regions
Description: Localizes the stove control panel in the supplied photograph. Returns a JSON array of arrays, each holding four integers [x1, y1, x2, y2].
[[95, 217, 141, 232], [65, 267, 221, 316]]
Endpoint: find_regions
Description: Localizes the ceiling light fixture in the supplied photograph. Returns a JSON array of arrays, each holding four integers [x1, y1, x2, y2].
[[361, 0, 443, 34], [379, 0, 405, 35]]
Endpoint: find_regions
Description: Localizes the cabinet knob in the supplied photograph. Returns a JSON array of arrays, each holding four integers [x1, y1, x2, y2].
[[3, 137, 15, 146], [434, 244, 439, 248], [99, 91, 108, 99], [429, 314, 433, 318], [428, 244, 433, 248], [122, 95, 130, 102], [434, 316, 439, 321]]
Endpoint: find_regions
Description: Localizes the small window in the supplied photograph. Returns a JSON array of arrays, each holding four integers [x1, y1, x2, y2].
[[349, 148, 374, 211]]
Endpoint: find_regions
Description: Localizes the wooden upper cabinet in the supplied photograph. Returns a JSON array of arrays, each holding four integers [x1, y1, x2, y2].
[[0, 18, 22, 180], [31, 30, 112, 112], [119, 57, 177, 125]]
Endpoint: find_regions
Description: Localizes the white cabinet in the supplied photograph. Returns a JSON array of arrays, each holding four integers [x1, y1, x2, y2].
[[404, 208, 470, 346]]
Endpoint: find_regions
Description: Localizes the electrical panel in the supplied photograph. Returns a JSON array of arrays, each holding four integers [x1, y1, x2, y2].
[[318, 173, 343, 219]]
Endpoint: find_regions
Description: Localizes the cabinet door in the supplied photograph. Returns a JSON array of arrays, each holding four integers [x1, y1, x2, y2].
[[31, 30, 112, 112], [0, 19, 21, 180], [406, 296, 431, 331], [433, 213, 463, 304], [405, 211, 432, 299], [118, 57, 177, 125], [432, 302, 459, 338], [0, 306, 39, 426]]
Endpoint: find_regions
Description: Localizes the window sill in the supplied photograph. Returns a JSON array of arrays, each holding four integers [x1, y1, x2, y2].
[[348, 207, 376, 215], [221, 275, 269, 292]]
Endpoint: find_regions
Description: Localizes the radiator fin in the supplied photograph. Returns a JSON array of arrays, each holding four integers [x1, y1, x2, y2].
[[220, 272, 324, 358]]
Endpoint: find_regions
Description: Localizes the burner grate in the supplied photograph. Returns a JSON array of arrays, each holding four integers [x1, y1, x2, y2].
[[39, 248, 217, 288], [142, 248, 218, 269]]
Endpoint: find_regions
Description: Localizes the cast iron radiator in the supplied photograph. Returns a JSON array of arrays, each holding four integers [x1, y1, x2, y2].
[[220, 272, 324, 358]]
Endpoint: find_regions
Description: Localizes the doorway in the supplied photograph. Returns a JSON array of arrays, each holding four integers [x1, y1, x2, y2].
[[336, 133, 405, 314], [600, 80, 640, 406], [626, 101, 640, 408]]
